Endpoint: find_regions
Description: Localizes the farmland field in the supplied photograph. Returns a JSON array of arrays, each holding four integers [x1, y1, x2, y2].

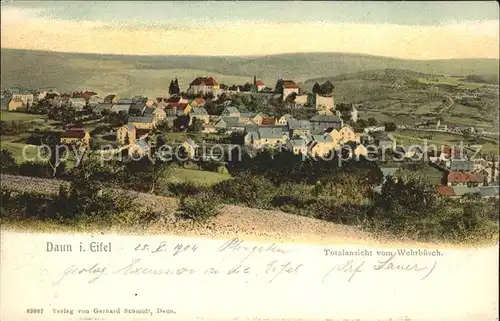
[[416, 77, 496, 90], [0, 111, 43, 122]]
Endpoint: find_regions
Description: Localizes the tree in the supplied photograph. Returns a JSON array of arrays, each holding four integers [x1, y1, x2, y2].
[[169, 78, 180, 95], [274, 79, 284, 94], [191, 118, 204, 133], [41, 132, 66, 178], [320, 81, 334, 95], [0, 149, 17, 173], [312, 83, 321, 95], [367, 117, 378, 126], [384, 122, 397, 132], [174, 115, 190, 131]]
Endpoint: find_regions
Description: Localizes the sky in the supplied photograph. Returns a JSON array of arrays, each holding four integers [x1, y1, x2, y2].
[[1, 1, 499, 59]]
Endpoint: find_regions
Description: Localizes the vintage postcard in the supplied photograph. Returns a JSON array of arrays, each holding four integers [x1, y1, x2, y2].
[[0, 1, 499, 320]]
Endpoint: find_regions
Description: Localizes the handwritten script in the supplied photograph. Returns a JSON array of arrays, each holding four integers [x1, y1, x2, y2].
[[52, 238, 439, 287]]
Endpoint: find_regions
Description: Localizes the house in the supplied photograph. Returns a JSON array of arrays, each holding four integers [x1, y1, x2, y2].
[[189, 107, 210, 124], [219, 84, 229, 92], [110, 104, 131, 114], [310, 114, 343, 132], [222, 107, 240, 118], [479, 186, 499, 198], [104, 94, 119, 104], [278, 114, 294, 126], [311, 94, 334, 114], [337, 125, 361, 144], [128, 115, 155, 130], [438, 185, 499, 198], [35, 88, 57, 101], [354, 144, 369, 158], [380, 167, 400, 182], [8, 89, 34, 108], [252, 112, 268, 125], [116, 124, 136, 145], [282, 80, 300, 101], [88, 95, 101, 107], [375, 132, 397, 151], [228, 85, 241, 94], [60, 128, 91, 146], [287, 119, 312, 137], [449, 159, 475, 172], [287, 138, 308, 155], [404, 146, 425, 159], [128, 103, 147, 116], [190, 97, 206, 107], [294, 95, 309, 107], [150, 108, 166, 124], [308, 134, 336, 157], [240, 111, 257, 123], [7, 98, 24, 111], [118, 98, 134, 105], [165, 96, 189, 104], [202, 123, 218, 134], [129, 139, 150, 158], [182, 139, 199, 159], [255, 80, 265, 92], [215, 117, 246, 132], [447, 172, 484, 187], [166, 103, 191, 116], [437, 186, 458, 198], [143, 107, 155, 115], [245, 127, 289, 149], [68, 98, 86, 111], [93, 103, 113, 115], [187, 76, 220, 96], [261, 117, 276, 126]]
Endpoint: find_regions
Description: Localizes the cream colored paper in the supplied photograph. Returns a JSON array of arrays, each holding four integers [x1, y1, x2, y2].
[[0, 231, 498, 321]]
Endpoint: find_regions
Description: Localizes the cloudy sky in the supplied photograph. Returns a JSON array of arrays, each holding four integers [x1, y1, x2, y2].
[[1, 1, 499, 59]]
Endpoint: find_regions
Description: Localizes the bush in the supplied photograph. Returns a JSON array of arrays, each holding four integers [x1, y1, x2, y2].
[[165, 181, 207, 197], [212, 174, 276, 208], [179, 191, 221, 221], [18, 161, 51, 178]]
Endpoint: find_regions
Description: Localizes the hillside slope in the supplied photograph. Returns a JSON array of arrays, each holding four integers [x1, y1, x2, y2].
[[1, 49, 498, 97], [0, 174, 374, 244]]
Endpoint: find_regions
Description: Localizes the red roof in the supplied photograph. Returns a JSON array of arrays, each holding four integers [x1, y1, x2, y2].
[[166, 102, 189, 110], [72, 91, 98, 101], [61, 128, 87, 139], [256, 80, 265, 86], [282, 80, 298, 89], [447, 171, 483, 184], [261, 117, 276, 126], [166, 96, 181, 103], [136, 128, 151, 137], [437, 186, 456, 196], [190, 76, 218, 86]]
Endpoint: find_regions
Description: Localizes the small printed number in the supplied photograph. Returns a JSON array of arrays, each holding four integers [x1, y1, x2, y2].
[[26, 309, 44, 314]]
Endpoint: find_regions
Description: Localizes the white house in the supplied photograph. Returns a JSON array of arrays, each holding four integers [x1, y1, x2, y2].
[[282, 80, 300, 101], [68, 98, 86, 111], [187, 76, 220, 96]]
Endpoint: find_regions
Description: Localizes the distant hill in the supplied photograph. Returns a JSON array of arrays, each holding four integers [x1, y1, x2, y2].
[[305, 68, 437, 84], [1, 49, 498, 97]]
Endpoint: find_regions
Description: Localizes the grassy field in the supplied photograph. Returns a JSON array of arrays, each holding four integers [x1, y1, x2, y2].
[[0, 140, 39, 163], [170, 167, 230, 185], [0, 111, 44, 122], [416, 77, 495, 90], [393, 130, 499, 154]]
